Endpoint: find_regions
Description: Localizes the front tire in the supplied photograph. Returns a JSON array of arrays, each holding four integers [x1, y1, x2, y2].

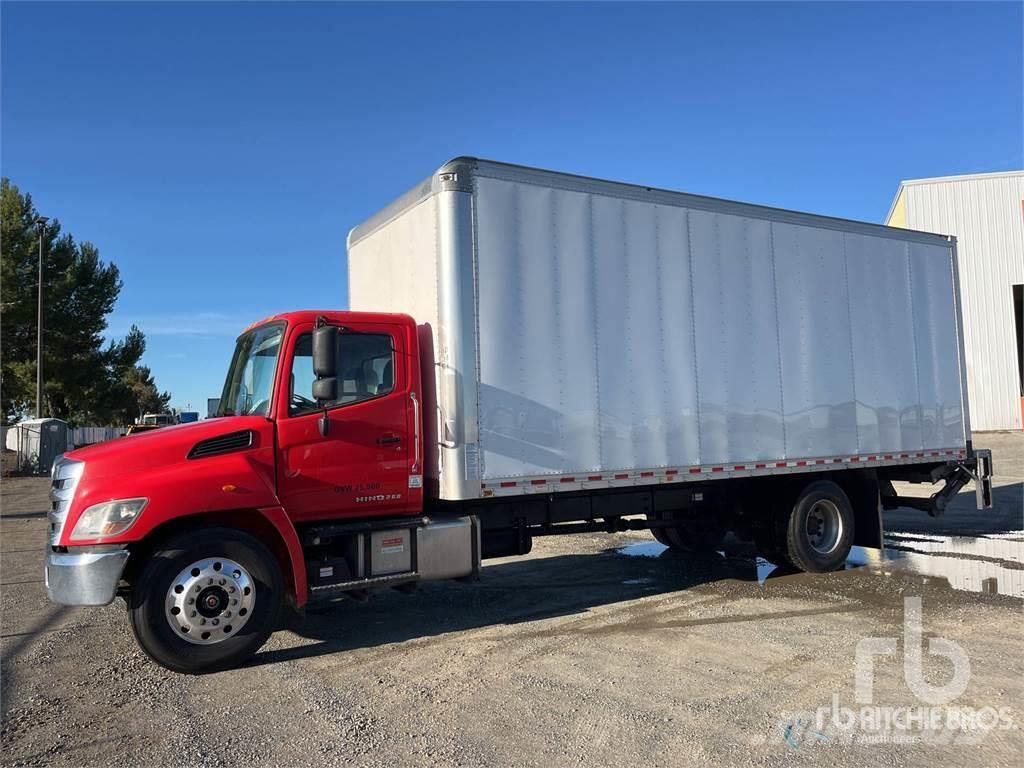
[[129, 527, 283, 674]]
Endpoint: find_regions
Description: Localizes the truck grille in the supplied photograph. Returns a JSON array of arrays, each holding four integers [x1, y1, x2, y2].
[[48, 457, 84, 547]]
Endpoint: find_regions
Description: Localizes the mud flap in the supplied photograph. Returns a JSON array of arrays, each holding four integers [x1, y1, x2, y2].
[[843, 476, 884, 550], [972, 449, 994, 510]]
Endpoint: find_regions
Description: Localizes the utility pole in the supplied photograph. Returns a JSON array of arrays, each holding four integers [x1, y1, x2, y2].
[[35, 216, 49, 419]]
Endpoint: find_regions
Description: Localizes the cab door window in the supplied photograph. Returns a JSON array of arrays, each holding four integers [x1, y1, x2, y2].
[[289, 332, 395, 415]]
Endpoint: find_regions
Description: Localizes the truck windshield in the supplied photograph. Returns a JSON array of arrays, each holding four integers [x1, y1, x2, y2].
[[218, 323, 284, 417]]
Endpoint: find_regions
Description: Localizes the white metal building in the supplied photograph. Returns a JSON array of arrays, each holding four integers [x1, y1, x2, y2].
[[886, 170, 1024, 431]]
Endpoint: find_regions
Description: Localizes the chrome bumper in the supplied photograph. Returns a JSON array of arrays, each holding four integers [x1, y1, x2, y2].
[[45, 548, 129, 606]]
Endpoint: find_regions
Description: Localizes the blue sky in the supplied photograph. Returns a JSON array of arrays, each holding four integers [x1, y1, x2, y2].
[[3, 1, 1021, 416]]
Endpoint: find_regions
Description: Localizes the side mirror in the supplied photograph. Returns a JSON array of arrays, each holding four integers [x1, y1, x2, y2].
[[312, 377, 337, 402], [312, 324, 339, 437], [312, 325, 337, 378]]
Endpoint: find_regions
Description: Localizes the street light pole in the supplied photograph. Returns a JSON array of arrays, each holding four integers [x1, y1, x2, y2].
[[35, 216, 49, 419]]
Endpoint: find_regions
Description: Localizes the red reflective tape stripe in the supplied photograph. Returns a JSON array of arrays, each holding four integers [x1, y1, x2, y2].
[[850, 457, 860, 462], [755, 463, 767, 469], [774, 461, 786, 468], [931, 451, 940, 457], [615, 473, 629, 480], [916, 452, 925, 458], [588, 475, 602, 481], [884, 455, 893, 460], [796, 460, 807, 467], [666, 469, 678, 475], [689, 468, 701, 474], [712, 467, 724, 472], [531, 479, 546, 486], [816, 459, 826, 465], [560, 477, 576, 483], [900, 453, 909, 458], [734, 465, 746, 471], [500, 481, 516, 488], [867, 456, 876, 461], [640, 471, 654, 477], [833, 458, 843, 463]]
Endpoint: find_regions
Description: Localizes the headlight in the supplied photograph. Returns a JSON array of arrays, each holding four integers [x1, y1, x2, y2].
[[71, 498, 148, 539]]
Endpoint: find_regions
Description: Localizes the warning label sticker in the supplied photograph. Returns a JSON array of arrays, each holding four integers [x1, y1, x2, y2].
[[380, 536, 405, 554]]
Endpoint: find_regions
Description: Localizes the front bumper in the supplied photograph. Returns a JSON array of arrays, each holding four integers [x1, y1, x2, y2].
[[45, 547, 129, 606]]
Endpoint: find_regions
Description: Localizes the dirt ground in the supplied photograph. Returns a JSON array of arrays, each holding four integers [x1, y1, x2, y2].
[[1, 434, 1021, 767]]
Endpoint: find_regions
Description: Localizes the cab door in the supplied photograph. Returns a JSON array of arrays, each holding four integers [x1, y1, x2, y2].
[[275, 320, 413, 523]]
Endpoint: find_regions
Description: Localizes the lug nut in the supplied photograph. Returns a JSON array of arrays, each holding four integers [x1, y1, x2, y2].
[[212, 619, 219, 626]]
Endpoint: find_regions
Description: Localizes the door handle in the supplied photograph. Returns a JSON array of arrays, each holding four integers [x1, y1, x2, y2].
[[376, 435, 402, 445]]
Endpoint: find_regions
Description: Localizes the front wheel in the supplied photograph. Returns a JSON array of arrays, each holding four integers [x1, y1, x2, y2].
[[129, 527, 283, 674]]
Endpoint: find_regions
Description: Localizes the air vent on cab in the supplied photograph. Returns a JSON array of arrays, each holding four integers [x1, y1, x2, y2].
[[187, 430, 254, 460]]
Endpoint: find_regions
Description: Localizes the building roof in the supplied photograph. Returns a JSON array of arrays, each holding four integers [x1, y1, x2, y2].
[[885, 169, 1024, 224], [898, 169, 1024, 187]]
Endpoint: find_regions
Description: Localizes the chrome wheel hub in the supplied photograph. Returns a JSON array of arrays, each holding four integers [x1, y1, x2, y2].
[[805, 500, 842, 555], [165, 557, 255, 645]]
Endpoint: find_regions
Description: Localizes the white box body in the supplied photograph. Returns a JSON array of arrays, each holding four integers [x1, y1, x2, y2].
[[348, 159, 969, 501]]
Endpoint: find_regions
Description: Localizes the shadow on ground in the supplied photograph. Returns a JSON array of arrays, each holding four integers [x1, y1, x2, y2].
[[248, 547, 802, 668], [885, 483, 1022, 536]]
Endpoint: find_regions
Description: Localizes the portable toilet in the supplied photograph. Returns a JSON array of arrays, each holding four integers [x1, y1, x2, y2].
[[5, 418, 73, 474]]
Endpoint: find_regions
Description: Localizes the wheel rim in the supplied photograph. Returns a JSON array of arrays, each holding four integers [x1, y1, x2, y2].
[[804, 499, 843, 555], [165, 557, 255, 645]]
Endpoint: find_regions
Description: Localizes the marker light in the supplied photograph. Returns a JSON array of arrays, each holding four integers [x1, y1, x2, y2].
[[71, 498, 148, 539]]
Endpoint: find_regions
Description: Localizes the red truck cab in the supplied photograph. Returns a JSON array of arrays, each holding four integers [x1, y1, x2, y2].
[[46, 311, 433, 672]]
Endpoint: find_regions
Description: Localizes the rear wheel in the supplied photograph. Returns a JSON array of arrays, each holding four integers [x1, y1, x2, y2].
[[752, 494, 790, 567], [647, 512, 672, 546], [129, 527, 283, 674], [754, 521, 790, 568], [647, 511, 726, 552], [773, 480, 854, 572]]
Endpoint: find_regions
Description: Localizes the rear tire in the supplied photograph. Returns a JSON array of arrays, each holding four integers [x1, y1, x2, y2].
[[647, 512, 672, 546], [781, 480, 854, 572], [754, 522, 790, 568], [648, 511, 726, 552], [129, 527, 283, 674], [753, 495, 792, 567]]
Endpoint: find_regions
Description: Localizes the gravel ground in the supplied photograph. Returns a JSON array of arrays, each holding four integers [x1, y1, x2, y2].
[[1, 434, 1021, 767]]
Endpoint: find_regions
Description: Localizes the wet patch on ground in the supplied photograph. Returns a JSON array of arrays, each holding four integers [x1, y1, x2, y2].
[[613, 530, 1024, 600]]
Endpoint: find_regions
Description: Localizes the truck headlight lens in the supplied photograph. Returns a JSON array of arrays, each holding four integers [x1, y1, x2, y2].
[[71, 498, 148, 539]]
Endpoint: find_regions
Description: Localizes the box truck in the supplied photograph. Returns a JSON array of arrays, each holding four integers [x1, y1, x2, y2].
[[45, 158, 993, 673]]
